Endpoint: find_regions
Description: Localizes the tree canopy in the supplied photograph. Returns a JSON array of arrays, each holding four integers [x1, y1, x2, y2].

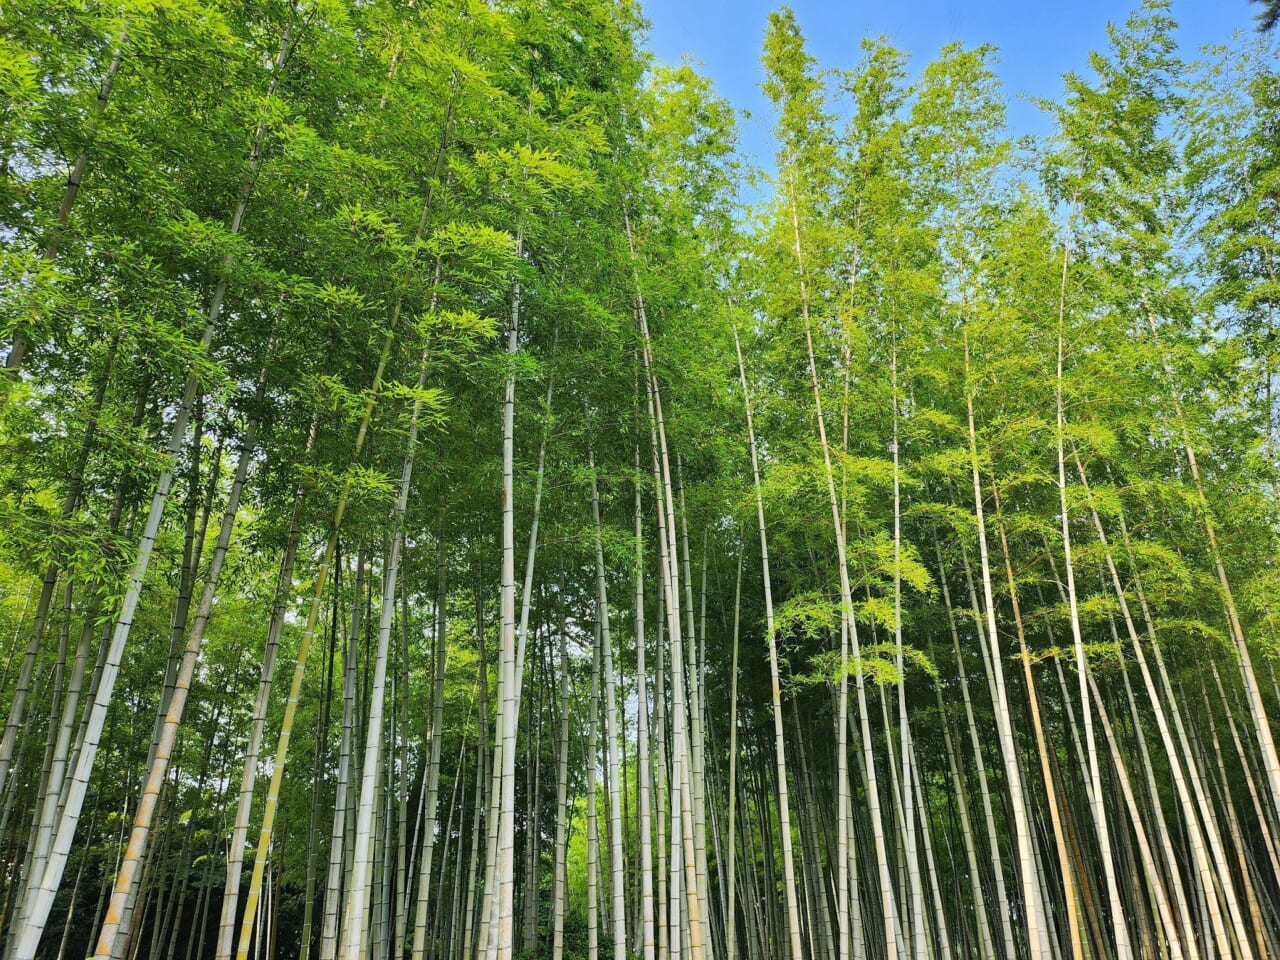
[[2, 2, 1280, 960]]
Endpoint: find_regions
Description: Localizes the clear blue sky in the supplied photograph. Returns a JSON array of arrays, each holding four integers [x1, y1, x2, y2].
[[640, 0, 1255, 168]]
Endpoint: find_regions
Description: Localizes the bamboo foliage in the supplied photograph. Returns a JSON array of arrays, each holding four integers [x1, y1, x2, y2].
[[1, 5, 1280, 960]]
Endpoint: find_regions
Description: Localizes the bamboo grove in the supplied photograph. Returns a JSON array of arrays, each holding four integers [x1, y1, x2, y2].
[[2, 0, 1280, 958]]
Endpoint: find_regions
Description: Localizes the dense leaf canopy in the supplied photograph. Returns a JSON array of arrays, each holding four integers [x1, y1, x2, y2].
[[1, 2, 1280, 960]]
